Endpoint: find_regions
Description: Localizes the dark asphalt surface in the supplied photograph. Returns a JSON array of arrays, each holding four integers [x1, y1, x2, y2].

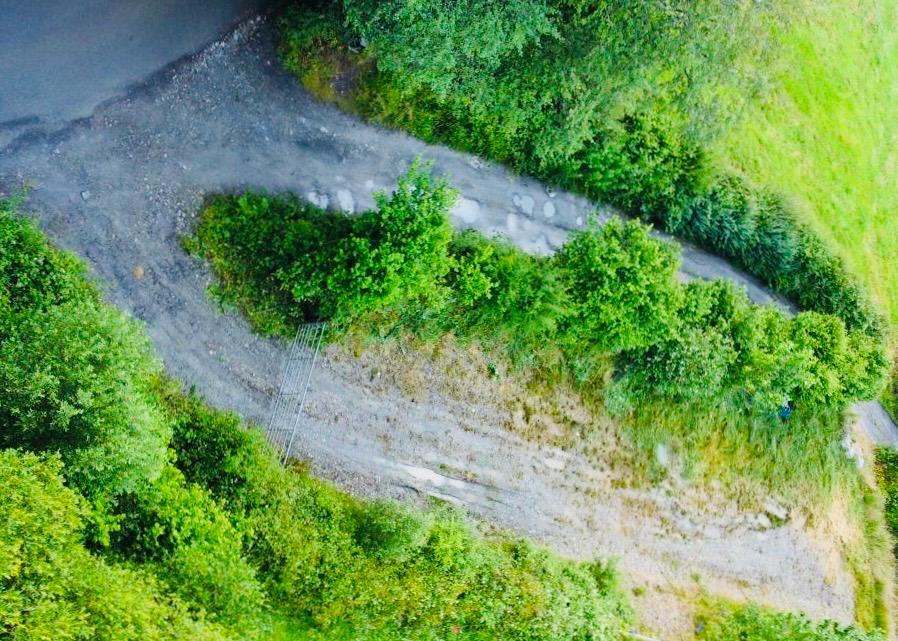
[[0, 0, 276, 131]]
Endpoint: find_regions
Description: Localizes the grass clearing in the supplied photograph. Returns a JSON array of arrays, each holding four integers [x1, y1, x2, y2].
[[720, 0, 898, 328]]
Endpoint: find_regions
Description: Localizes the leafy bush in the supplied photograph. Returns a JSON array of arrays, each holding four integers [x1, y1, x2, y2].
[[556, 218, 681, 353], [111, 465, 267, 631], [698, 603, 885, 641], [0, 202, 169, 500], [0, 450, 236, 641]]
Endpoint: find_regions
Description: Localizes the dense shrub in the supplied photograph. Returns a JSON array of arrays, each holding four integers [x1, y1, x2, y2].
[[556, 218, 681, 353], [698, 603, 885, 641], [0, 202, 169, 499], [191, 166, 886, 415], [111, 465, 267, 631], [0, 450, 235, 641]]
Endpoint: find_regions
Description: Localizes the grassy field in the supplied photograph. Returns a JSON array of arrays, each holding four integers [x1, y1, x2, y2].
[[720, 0, 898, 328]]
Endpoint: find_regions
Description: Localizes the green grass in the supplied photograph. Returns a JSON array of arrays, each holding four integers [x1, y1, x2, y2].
[[721, 0, 898, 325], [697, 599, 888, 640], [719, 0, 898, 391]]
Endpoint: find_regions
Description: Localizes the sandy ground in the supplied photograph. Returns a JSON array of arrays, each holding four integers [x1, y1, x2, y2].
[[1, 15, 892, 637]]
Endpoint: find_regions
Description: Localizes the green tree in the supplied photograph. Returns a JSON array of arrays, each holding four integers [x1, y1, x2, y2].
[[0, 300, 169, 499], [556, 218, 681, 352], [0, 450, 235, 641]]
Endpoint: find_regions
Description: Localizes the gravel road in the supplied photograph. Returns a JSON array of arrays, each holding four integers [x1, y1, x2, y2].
[[1, 13, 893, 636]]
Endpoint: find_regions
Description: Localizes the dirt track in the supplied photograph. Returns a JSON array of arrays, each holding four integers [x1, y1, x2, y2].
[[1, 15, 893, 636]]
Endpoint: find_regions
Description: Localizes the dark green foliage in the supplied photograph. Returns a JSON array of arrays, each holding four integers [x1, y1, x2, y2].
[[698, 603, 886, 641], [0, 450, 235, 641], [556, 218, 681, 353], [111, 465, 267, 631], [0, 201, 169, 500]]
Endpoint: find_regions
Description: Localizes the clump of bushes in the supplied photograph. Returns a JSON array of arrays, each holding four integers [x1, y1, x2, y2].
[[698, 602, 886, 641], [0, 450, 236, 641], [279, 1, 888, 353], [189, 166, 888, 418], [0, 198, 169, 501]]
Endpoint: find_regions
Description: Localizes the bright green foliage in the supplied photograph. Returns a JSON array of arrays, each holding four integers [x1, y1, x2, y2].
[[0, 196, 94, 314], [0, 202, 169, 499], [698, 602, 886, 641], [189, 161, 455, 331], [192, 173, 885, 415], [441, 231, 570, 368], [279, 1, 889, 363], [876, 448, 898, 554], [0, 450, 236, 641], [286, 160, 456, 323], [111, 465, 267, 631], [161, 388, 633, 640], [556, 219, 681, 353]]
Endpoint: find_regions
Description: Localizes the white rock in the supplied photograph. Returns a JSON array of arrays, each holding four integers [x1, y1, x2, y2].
[[306, 191, 329, 209], [512, 193, 535, 215], [543, 201, 556, 218], [336, 189, 355, 213], [451, 197, 481, 223], [506, 212, 519, 234]]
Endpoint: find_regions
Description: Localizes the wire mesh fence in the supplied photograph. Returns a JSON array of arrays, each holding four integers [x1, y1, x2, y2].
[[266, 322, 327, 464]]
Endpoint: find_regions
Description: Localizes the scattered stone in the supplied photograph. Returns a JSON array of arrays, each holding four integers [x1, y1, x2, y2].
[[512, 193, 535, 215], [80, 190, 91, 200], [543, 457, 565, 471], [654, 443, 670, 468], [450, 197, 480, 223], [336, 188, 355, 213], [133, 264, 145, 280], [703, 525, 722, 540], [306, 191, 329, 209], [576, 216, 584, 226], [543, 200, 556, 219], [755, 513, 772, 529], [364, 179, 375, 190], [506, 212, 519, 233]]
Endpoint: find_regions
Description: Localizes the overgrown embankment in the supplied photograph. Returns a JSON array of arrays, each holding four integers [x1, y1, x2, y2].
[[187, 165, 896, 629], [278, 0, 896, 419]]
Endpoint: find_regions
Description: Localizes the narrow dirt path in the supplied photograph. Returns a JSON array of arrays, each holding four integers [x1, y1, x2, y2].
[[0, 16, 892, 636]]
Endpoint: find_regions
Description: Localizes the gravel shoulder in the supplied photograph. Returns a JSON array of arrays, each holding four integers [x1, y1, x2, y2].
[[0, 16, 891, 637]]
